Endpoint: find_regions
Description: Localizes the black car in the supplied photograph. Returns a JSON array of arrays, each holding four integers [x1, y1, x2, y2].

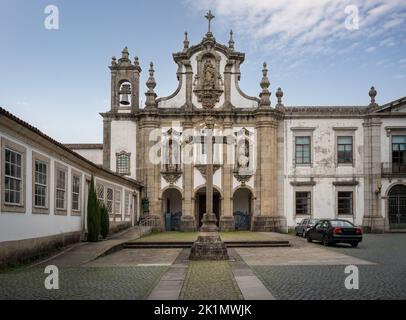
[[295, 218, 319, 237], [306, 219, 362, 247]]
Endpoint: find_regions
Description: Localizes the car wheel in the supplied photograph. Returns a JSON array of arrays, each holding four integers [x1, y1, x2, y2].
[[307, 235, 312, 242], [302, 231, 307, 238], [322, 237, 331, 246], [295, 231, 299, 236], [350, 242, 358, 248]]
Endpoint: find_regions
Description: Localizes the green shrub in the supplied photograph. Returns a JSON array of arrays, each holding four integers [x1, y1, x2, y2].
[[87, 176, 100, 242], [100, 204, 110, 239]]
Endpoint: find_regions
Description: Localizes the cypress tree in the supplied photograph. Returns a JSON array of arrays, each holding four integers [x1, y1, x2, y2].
[[100, 204, 110, 239], [87, 176, 100, 242]]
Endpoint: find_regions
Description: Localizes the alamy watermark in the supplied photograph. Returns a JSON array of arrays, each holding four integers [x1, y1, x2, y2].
[[44, 5, 59, 30]]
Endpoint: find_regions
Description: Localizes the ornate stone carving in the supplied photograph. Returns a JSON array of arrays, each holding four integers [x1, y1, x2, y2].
[[161, 167, 182, 185], [195, 164, 221, 178], [233, 170, 252, 185], [193, 54, 223, 109]]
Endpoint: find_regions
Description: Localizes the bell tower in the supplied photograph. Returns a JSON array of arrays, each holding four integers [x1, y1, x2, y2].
[[109, 47, 141, 113]]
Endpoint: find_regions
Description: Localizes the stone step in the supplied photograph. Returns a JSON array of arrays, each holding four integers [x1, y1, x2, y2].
[[123, 240, 290, 249]]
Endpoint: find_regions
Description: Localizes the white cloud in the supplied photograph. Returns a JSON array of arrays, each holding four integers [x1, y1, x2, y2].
[[190, 0, 406, 66], [366, 46, 376, 53]]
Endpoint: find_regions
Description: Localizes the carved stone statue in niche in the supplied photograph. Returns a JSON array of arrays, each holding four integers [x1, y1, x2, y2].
[[203, 60, 216, 90], [193, 53, 223, 109]]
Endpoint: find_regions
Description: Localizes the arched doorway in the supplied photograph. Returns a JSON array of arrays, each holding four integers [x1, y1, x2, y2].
[[233, 188, 253, 231], [388, 184, 406, 230], [195, 187, 221, 227], [162, 188, 182, 231]]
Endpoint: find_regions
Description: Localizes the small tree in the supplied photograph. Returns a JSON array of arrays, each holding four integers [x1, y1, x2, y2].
[[100, 204, 110, 239], [87, 176, 100, 242]]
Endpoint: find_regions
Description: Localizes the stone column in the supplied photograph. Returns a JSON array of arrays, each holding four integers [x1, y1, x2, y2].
[[181, 120, 196, 231], [220, 120, 234, 231], [362, 117, 385, 232]]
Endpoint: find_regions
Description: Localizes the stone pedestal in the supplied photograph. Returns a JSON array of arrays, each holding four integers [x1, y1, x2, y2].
[[200, 212, 219, 232], [180, 215, 196, 232], [189, 233, 229, 260], [362, 216, 385, 233], [219, 216, 235, 231]]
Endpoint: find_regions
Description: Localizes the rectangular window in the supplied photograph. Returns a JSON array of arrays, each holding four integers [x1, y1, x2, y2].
[[338, 191, 353, 215], [116, 153, 130, 175], [295, 192, 311, 215], [34, 160, 47, 207], [97, 184, 104, 206], [392, 135, 406, 172], [124, 191, 130, 216], [115, 189, 121, 215], [337, 136, 353, 164], [72, 175, 80, 211], [295, 137, 311, 164], [106, 187, 113, 214], [55, 169, 66, 210], [4, 148, 22, 205]]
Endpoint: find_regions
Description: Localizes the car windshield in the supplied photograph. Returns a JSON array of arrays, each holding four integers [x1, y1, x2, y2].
[[330, 220, 354, 227], [309, 219, 318, 225]]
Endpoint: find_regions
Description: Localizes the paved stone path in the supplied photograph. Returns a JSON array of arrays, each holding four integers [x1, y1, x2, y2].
[[33, 226, 150, 268]]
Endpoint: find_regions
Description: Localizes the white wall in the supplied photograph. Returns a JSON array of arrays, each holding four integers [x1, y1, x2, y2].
[[0, 131, 138, 243], [72, 148, 103, 165], [110, 120, 137, 179], [284, 118, 365, 227]]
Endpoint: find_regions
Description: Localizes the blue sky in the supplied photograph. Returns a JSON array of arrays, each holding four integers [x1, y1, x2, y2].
[[0, 0, 405, 143]]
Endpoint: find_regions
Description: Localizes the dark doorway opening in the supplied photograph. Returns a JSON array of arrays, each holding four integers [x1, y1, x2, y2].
[[195, 187, 221, 227]]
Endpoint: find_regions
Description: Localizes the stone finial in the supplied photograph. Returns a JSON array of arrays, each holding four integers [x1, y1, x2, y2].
[[276, 87, 284, 107], [369, 86, 378, 109], [145, 62, 157, 108], [121, 46, 129, 59], [259, 62, 271, 107], [111, 56, 117, 66], [228, 30, 235, 51], [183, 32, 189, 50], [134, 56, 139, 67]]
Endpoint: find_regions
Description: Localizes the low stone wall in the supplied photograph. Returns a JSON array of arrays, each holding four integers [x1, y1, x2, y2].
[[0, 231, 82, 268], [109, 221, 132, 235]]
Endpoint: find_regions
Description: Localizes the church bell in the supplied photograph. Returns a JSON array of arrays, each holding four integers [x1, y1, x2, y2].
[[119, 83, 131, 105]]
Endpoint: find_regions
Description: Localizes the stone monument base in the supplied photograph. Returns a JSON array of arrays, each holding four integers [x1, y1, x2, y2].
[[189, 232, 229, 260]]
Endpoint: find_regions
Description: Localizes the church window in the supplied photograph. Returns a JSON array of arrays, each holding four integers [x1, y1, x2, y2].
[[34, 160, 47, 208], [97, 183, 104, 206], [295, 191, 311, 215], [115, 189, 121, 215], [55, 168, 66, 210], [116, 152, 130, 175], [72, 174, 80, 211], [392, 135, 406, 172], [106, 187, 113, 214], [337, 191, 353, 215], [295, 137, 311, 164], [4, 148, 22, 205], [337, 136, 353, 164]]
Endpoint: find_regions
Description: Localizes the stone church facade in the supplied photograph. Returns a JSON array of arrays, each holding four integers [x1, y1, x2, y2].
[[75, 28, 406, 233]]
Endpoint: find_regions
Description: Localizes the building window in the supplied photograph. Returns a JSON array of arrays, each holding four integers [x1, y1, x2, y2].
[[295, 192, 311, 215], [115, 189, 121, 215], [295, 137, 311, 164], [338, 191, 353, 215], [4, 148, 22, 205], [116, 152, 130, 175], [34, 160, 47, 207], [72, 175, 81, 211], [97, 183, 104, 206], [55, 168, 66, 210], [392, 135, 406, 172], [124, 191, 130, 216], [337, 136, 353, 164], [106, 187, 113, 214]]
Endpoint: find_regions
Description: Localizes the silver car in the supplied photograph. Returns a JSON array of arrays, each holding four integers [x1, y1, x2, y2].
[[295, 218, 319, 237]]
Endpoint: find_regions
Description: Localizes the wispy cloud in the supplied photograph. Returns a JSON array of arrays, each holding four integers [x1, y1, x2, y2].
[[190, 0, 406, 66]]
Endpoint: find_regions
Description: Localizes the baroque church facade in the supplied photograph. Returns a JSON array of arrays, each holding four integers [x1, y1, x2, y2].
[[72, 26, 406, 234]]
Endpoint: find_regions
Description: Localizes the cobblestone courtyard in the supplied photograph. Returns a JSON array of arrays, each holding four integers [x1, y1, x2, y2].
[[0, 232, 405, 300]]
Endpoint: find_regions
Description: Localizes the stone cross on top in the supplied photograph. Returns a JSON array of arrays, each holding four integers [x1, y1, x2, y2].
[[205, 10, 215, 33]]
